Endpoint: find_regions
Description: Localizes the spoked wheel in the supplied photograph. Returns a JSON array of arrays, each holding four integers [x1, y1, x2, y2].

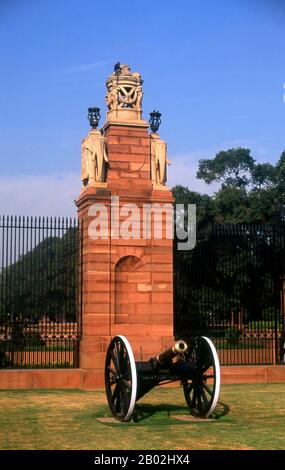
[[105, 335, 137, 422], [183, 336, 220, 418]]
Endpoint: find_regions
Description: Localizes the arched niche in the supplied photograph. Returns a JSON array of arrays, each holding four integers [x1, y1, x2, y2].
[[115, 255, 151, 325]]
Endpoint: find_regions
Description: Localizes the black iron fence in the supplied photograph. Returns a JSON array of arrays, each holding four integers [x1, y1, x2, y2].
[[2, 216, 285, 368], [0, 216, 82, 368], [174, 224, 285, 365]]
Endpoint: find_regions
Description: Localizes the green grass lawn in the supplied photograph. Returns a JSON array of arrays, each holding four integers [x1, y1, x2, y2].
[[0, 383, 284, 450]]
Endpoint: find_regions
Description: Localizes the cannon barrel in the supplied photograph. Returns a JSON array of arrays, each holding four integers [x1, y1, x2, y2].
[[156, 340, 188, 365]]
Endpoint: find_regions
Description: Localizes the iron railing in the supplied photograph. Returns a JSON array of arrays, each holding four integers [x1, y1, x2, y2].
[[174, 224, 285, 365], [0, 216, 82, 368]]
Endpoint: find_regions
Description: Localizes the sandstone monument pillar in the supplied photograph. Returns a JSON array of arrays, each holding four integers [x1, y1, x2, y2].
[[76, 64, 174, 388]]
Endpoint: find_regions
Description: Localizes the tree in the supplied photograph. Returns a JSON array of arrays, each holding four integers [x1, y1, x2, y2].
[[172, 185, 214, 235], [194, 147, 285, 225], [251, 163, 276, 189], [197, 147, 255, 188], [173, 147, 285, 334]]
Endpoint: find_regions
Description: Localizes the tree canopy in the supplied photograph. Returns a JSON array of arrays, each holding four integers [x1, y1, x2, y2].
[[173, 147, 285, 227]]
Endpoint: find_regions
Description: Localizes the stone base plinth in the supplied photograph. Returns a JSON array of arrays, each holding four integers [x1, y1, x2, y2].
[[0, 366, 285, 390]]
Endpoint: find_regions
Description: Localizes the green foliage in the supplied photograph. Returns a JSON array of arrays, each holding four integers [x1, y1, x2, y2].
[[172, 185, 215, 242], [224, 328, 242, 346], [18, 361, 73, 369], [174, 147, 285, 226], [197, 147, 255, 188], [0, 349, 12, 367], [251, 163, 276, 189]]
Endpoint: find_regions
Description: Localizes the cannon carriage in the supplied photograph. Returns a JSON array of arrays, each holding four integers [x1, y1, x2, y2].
[[105, 335, 220, 422]]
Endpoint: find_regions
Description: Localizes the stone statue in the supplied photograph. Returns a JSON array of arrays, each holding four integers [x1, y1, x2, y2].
[[106, 83, 118, 110], [81, 129, 108, 186], [151, 135, 171, 186], [135, 85, 143, 111]]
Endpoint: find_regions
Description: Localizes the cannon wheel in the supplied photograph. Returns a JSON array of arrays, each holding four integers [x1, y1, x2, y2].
[[105, 335, 137, 422], [183, 336, 220, 418]]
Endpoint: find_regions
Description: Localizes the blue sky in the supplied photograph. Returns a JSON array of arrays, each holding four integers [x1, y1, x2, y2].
[[0, 0, 284, 216]]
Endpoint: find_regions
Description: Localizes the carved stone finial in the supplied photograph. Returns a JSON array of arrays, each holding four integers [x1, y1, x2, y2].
[[105, 63, 144, 124]]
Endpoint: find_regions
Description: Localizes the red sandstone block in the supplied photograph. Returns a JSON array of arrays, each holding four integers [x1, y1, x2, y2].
[[0, 370, 35, 389], [130, 145, 148, 154], [152, 239, 173, 247], [108, 170, 120, 179], [84, 303, 110, 314], [111, 239, 147, 246], [146, 245, 172, 254], [128, 338, 162, 356], [85, 262, 109, 272], [83, 324, 110, 336], [80, 330, 106, 346], [84, 253, 110, 262], [129, 314, 152, 324], [80, 337, 107, 351], [109, 153, 145, 163], [221, 366, 267, 384], [114, 314, 128, 324], [116, 303, 135, 314], [152, 313, 173, 324], [80, 370, 105, 390], [107, 136, 120, 144], [120, 171, 139, 179], [151, 303, 172, 314], [139, 137, 150, 145], [82, 320, 110, 332], [119, 180, 152, 191], [108, 143, 130, 153], [114, 271, 128, 280], [115, 285, 137, 296], [266, 366, 285, 382], [35, 370, 81, 389], [86, 245, 110, 255], [127, 273, 151, 282], [118, 136, 141, 145], [87, 253, 110, 262], [152, 283, 172, 292], [85, 272, 110, 282], [123, 292, 150, 303], [106, 127, 148, 137], [111, 324, 148, 336], [135, 303, 152, 314], [150, 325, 173, 336], [152, 254, 173, 263], [110, 162, 130, 170], [139, 171, 151, 179], [152, 272, 173, 282], [80, 352, 106, 370], [151, 264, 172, 272], [85, 281, 110, 292], [84, 313, 110, 322], [88, 292, 110, 303]]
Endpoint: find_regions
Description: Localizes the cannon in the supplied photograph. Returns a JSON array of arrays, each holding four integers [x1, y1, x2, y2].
[[105, 335, 220, 422]]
